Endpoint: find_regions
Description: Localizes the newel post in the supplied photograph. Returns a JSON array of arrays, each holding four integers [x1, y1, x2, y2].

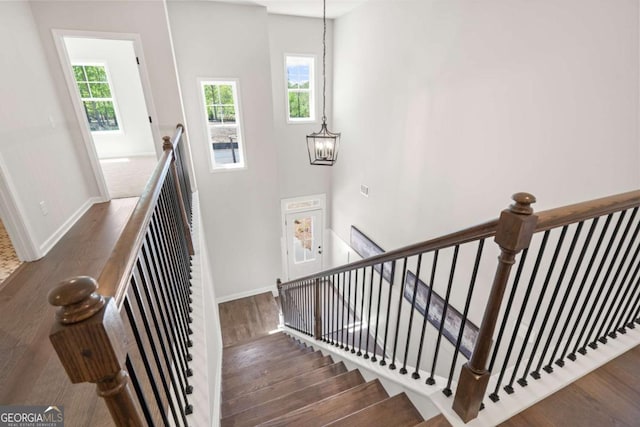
[[314, 278, 322, 339], [48, 276, 144, 427], [164, 135, 195, 256], [452, 193, 537, 423]]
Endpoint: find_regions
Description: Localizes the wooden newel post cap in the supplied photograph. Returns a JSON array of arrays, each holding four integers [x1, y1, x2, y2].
[[510, 192, 536, 215], [162, 135, 173, 151], [495, 192, 538, 253], [48, 276, 105, 325]]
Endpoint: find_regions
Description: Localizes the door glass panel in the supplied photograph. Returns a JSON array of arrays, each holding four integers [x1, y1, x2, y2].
[[293, 217, 315, 263]]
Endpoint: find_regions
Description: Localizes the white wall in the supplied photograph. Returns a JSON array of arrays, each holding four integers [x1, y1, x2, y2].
[[0, 1, 98, 259], [331, 0, 640, 256], [167, 1, 282, 300], [267, 14, 334, 201], [64, 37, 156, 159], [28, 0, 184, 143]]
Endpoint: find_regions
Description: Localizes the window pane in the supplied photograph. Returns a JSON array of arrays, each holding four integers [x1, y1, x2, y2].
[[201, 80, 245, 169], [77, 83, 90, 98], [286, 56, 314, 121], [84, 65, 106, 82], [218, 85, 234, 104], [83, 101, 119, 131], [210, 127, 239, 165], [293, 217, 314, 263], [289, 92, 310, 119], [89, 83, 111, 98], [204, 85, 214, 105], [73, 66, 85, 82]]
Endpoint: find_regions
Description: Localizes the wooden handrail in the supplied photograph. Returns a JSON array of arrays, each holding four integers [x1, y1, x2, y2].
[[535, 189, 640, 232], [280, 219, 499, 287], [281, 189, 640, 289], [98, 124, 186, 306]]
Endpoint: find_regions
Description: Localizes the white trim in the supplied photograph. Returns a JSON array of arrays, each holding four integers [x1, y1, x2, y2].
[[39, 197, 101, 256], [280, 194, 327, 281], [52, 29, 163, 201], [215, 285, 278, 304], [0, 154, 39, 261], [284, 53, 317, 124], [197, 78, 248, 173]]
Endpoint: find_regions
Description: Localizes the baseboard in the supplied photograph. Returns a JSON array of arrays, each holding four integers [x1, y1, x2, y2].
[[216, 285, 278, 304], [38, 197, 101, 257]]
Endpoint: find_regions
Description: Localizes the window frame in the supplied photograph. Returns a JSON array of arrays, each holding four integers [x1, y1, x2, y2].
[[72, 62, 122, 134], [198, 78, 247, 172], [284, 54, 316, 124]]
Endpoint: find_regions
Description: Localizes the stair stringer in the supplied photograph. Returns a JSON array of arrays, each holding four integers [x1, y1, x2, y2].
[[282, 328, 446, 422]]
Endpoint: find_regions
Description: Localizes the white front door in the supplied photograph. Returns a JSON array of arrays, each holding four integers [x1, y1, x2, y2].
[[286, 209, 324, 280]]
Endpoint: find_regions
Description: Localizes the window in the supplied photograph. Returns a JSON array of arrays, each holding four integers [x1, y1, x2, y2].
[[293, 216, 315, 263], [72, 64, 119, 132], [200, 80, 245, 170], [286, 55, 315, 122]]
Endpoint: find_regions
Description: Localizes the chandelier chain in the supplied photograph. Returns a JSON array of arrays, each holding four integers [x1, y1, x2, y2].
[[322, 0, 327, 123]]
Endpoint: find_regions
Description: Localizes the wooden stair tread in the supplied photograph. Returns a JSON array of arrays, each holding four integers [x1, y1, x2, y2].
[[224, 332, 291, 354], [259, 379, 389, 427], [221, 362, 348, 418], [222, 350, 324, 389], [222, 344, 312, 373], [222, 354, 334, 400], [223, 332, 290, 356], [220, 370, 366, 427], [325, 393, 424, 427], [415, 414, 452, 426]]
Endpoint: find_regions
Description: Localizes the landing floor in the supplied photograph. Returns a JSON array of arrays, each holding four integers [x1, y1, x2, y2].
[[0, 198, 137, 426]]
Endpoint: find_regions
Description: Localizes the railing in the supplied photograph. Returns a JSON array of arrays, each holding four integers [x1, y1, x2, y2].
[[278, 189, 640, 423], [48, 124, 195, 426]]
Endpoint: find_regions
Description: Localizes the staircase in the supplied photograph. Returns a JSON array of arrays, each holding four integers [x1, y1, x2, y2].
[[220, 332, 427, 426]]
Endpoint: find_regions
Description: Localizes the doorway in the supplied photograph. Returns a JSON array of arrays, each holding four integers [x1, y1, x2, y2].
[[281, 194, 326, 280], [54, 31, 160, 200]]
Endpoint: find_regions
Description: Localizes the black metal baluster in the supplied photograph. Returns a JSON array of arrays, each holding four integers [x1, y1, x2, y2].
[[345, 271, 352, 351], [445, 240, 485, 396], [352, 269, 359, 353], [426, 245, 459, 385], [125, 356, 154, 427], [131, 267, 185, 426], [389, 258, 409, 370], [414, 250, 439, 380], [593, 209, 640, 342], [621, 274, 640, 329], [358, 268, 367, 356], [380, 261, 396, 366], [612, 258, 640, 334], [488, 248, 529, 401], [340, 272, 347, 349], [150, 216, 192, 352], [364, 265, 375, 359], [145, 228, 193, 382], [576, 211, 627, 353], [519, 227, 568, 382], [371, 265, 385, 363], [563, 215, 612, 360], [401, 254, 423, 375], [505, 231, 550, 393], [534, 224, 583, 375], [123, 298, 170, 426], [548, 220, 598, 367], [140, 239, 191, 400]]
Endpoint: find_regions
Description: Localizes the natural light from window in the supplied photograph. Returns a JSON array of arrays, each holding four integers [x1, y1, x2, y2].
[[200, 79, 246, 171], [286, 55, 315, 123]]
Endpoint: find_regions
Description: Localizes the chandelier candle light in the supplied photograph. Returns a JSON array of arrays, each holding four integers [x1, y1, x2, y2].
[[306, 0, 341, 166]]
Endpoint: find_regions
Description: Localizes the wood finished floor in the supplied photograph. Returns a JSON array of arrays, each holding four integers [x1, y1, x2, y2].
[[218, 292, 281, 347], [0, 198, 137, 426]]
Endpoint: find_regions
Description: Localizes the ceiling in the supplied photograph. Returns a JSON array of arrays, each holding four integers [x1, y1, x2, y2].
[[214, 0, 368, 19]]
